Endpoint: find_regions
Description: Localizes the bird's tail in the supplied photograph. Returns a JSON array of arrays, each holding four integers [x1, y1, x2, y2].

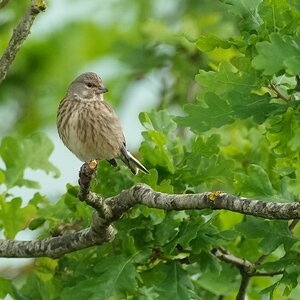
[[120, 147, 149, 175]]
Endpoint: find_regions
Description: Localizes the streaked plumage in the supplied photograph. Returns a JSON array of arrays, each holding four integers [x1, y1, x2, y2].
[[57, 72, 149, 175]]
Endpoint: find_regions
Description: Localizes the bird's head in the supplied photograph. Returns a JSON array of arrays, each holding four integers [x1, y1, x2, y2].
[[68, 72, 108, 101]]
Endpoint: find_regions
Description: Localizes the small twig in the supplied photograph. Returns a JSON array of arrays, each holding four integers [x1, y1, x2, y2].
[[212, 247, 251, 299], [250, 270, 284, 277], [212, 247, 252, 270], [0, 0, 10, 9], [0, 0, 46, 82], [254, 255, 267, 267], [269, 83, 289, 102]]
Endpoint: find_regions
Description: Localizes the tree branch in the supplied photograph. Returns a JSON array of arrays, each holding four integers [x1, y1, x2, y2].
[[212, 247, 252, 270], [107, 186, 300, 220], [212, 247, 283, 299], [0, 0, 10, 9], [0, 162, 300, 258], [0, 216, 115, 258], [0, 0, 46, 82], [236, 272, 250, 300]]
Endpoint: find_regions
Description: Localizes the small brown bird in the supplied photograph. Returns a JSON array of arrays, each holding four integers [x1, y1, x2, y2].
[[57, 72, 149, 175]]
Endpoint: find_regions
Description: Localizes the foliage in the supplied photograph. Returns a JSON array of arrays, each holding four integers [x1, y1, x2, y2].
[[1, 0, 300, 299]]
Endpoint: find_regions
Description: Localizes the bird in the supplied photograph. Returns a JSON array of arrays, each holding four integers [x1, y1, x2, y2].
[[57, 72, 149, 175]]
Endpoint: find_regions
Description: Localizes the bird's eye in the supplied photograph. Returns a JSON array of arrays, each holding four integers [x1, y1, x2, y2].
[[86, 82, 93, 88]]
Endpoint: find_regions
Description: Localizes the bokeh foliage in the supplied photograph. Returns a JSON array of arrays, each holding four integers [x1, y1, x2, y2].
[[1, 0, 300, 299]]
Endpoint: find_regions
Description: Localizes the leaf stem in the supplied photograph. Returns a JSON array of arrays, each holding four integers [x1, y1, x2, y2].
[[269, 83, 289, 102]]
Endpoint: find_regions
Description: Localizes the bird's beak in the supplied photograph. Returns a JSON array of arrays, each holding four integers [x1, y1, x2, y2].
[[99, 84, 108, 93]]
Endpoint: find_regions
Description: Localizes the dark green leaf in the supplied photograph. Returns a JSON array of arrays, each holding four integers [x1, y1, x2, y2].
[[141, 262, 194, 300], [0, 133, 60, 189], [234, 164, 275, 197], [252, 33, 300, 75], [221, 0, 263, 30], [236, 216, 297, 253], [0, 197, 37, 239], [62, 255, 140, 300]]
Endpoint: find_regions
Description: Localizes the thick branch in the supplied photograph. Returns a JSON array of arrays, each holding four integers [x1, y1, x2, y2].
[[107, 185, 300, 220], [1, 162, 300, 258], [0, 0, 46, 82], [0, 161, 113, 258], [0, 212, 115, 258]]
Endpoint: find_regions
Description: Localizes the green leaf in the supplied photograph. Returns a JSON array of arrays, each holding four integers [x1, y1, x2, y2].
[[284, 56, 300, 75], [139, 109, 177, 137], [140, 110, 180, 173], [28, 192, 48, 207], [196, 34, 233, 52], [141, 262, 194, 300], [175, 59, 275, 132], [0, 133, 60, 189], [64, 184, 80, 212], [176, 92, 234, 132], [0, 196, 37, 239], [140, 139, 175, 172], [234, 164, 275, 197], [154, 212, 184, 249], [252, 33, 300, 75], [260, 282, 279, 299], [289, 169, 300, 198], [266, 107, 294, 155], [161, 214, 208, 254], [195, 61, 258, 95], [197, 261, 239, 295], [0, 169, 5, 184], [190, 223, 220, 253], [191, 134, 220, 158], [0, 278, 14, 298], [94, 160, 134, 197], [195, 251, 222, 274], [258, 0, 300, 34], [29, 217, 46, 230], [229, 91, 280, 124], [139, 169, 174, 193], [19, 273, 59, 300], [61, 255, 140, 300], [221, 0, 263, 30], [236, 216, 297, 253]]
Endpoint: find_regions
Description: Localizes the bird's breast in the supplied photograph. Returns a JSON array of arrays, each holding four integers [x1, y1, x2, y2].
[[57, 100, 125, 162]]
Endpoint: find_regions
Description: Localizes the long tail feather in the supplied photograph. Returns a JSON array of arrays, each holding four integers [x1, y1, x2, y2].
[[120, 147, 149, 175]]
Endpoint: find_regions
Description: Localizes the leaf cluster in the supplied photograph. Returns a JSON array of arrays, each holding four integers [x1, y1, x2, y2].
[[1, 0, 300, 299]]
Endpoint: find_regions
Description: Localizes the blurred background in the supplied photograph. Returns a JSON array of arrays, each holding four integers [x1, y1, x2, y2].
[[0, 0, 238, 200], [0, 0, 239, 279]]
